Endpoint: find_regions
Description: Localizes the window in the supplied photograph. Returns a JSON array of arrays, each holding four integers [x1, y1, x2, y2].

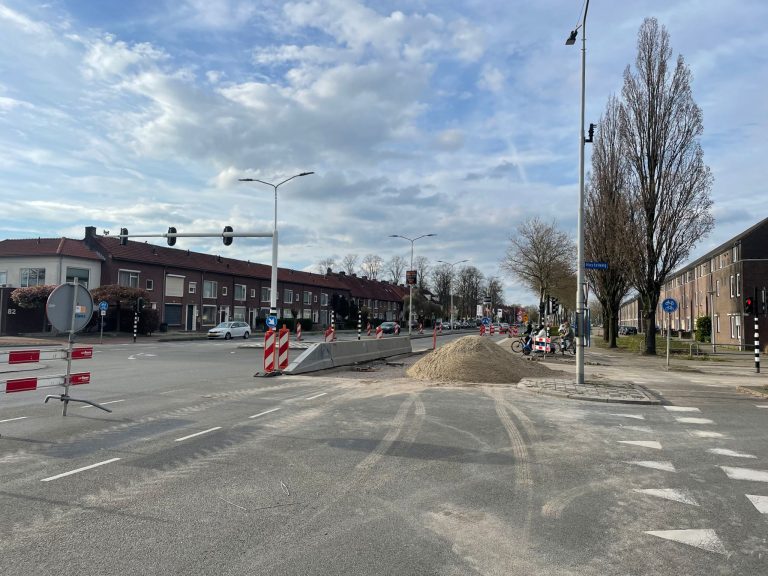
[[282, 308, 293, 319], [250, 288, 256, 298], [284, 289, 293, 303], [146, 279, 154, 291], [261, 287, 271, 302], [716, 280, 720, 297], [303, 308, 312, 319], [234, 284, 246, 301], [303, 291, 311, 305], [65, 267, 89, 287], [313, 310, 319, 323], [165, 275, 184, 297], [716, 314, 720, 334], [295, 292, 300, 302], [233, 306, 246, 321], [314, 295, 318, 303], [203, 280, 217, 299], [118, 269, 139, 288], [736, 274, 740, 297], [321, 293, 328, 306], [189, 282, 196, 294], [202, 305, 217, 325], [0, 270, 7, 285], [222, 287, 228, 296], [730, 275, 735, 298]]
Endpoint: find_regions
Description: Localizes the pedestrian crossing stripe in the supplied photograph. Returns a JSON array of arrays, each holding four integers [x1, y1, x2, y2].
[[644, 529, 727, 555]]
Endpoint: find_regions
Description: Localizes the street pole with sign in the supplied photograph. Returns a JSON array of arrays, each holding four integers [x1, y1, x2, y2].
[[662, 298, 678, 368]]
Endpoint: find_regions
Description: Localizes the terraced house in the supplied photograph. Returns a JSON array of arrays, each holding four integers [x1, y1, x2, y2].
[[0, 226, 407, 336]]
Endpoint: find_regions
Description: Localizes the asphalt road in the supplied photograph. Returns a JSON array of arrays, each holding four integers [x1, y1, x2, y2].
[[1, 338, 767, 575]]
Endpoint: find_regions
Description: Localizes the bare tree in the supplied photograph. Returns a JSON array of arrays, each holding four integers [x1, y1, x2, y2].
[[413, 255, 431, 291], [501, 217, 575, 316], [431, 262, 453, 313], [455, 266, 484, 319], [317, 257, 336, 274], [341, 254, 359, 275], [360, 254, 383, 280], [485, 277, 505, 314], [585, 95, 633, 348], [620, 18, 714, 354], [385, 255, 407, 284]]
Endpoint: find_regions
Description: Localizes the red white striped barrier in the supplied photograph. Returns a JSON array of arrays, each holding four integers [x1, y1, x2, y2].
[[3, 373, 90, 393], [264, 330, 276, 372], [479, 325, 486, 336], [534, 336, 551, 352], [418, 323, 423, 334], [375, 326, 383, 339], [489, 324, 495, 335], [324, 326, 335, 343], [438, 323, 443, 335], [296, 323, 302, 341], [394, 323, 400, 335], [1, 347, 93, 364], [366, 322, 372, 337], [1, 347, 93, 394], [278, 327, 290, 370]]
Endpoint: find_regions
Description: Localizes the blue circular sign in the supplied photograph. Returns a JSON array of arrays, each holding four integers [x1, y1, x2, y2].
[[266, 315, 278, 329], [481, 317, 491, 326], [98, 300, 108, 312], [662, 298, 678, 313]]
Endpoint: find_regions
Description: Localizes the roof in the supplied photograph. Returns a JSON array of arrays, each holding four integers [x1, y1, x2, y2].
[[0, 237, 103, 261]]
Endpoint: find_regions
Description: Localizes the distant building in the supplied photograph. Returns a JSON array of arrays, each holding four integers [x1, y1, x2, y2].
[[0, 226, 407, 335], [619, 217, 768, 348]]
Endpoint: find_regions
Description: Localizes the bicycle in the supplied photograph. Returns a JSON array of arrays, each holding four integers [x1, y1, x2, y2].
[[511, 336, 533, 355], [559, 336, 576, 355]]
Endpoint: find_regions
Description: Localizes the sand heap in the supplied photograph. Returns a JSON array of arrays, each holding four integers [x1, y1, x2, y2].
[[407, 335, 559, 384]]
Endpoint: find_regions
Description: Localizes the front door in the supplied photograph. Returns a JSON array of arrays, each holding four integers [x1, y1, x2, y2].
[[186, 304, 195, 330]]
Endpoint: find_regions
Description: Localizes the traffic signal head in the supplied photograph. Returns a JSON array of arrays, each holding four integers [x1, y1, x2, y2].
[[167, 227, 177, 246], [223, 225, 233, 246], [745, 296, 754, 315], [120, 228, 128, 246]]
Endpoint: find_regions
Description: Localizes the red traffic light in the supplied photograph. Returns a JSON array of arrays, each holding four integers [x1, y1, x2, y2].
[[745, 297, 754, 314]]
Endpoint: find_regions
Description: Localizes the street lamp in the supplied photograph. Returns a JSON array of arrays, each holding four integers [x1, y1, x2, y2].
[[566, 0, 590, 385], [437, 259, 468, 329], [239, 172, 314, 318], [389, 233, 436, 336]]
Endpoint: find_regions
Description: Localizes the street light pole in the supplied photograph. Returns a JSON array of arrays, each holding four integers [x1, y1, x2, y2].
[[239, 172, 314, 318], [390, 233, 436, 336], [566, 0, 590, 385], [437, 259, 468, 328]]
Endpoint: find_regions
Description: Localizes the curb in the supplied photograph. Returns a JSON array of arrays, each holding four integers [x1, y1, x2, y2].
[[737, 385, 768, 399]]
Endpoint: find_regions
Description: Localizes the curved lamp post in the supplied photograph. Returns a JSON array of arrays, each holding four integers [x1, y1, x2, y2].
[[239, 172, 314, 318], [389, 233, 436, 336], [566, 0, 590, 385], [437, 259, 468, 328]]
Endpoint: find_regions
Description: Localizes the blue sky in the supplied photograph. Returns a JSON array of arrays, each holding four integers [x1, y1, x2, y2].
[[1, 0, 766, 306]]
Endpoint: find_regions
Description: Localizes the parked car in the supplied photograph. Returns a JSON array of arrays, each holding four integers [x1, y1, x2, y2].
[[379, 321, 398, 334], [207, 321, 250, 339], [500, 322, 510, 333]]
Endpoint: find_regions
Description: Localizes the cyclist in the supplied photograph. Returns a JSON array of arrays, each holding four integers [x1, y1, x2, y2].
[[559, 321, 574, 352]]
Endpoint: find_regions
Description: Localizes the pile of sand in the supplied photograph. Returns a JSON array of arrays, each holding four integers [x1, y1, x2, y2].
[[407, 335, 560, 384]]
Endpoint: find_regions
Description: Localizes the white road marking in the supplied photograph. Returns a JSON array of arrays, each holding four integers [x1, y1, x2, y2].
[[41, 458, 121, 482], [305, 392, 327, 400], [689, 430, 725, 438], [157, 388, 188, 395], [720, 466, 768, 483], [633, 488, 699, 506], [81, 399, 125, 409], [618, 440, 662, 450], [175, 427, 222, 442], [249, 407, 281, 419], [618, 425, 653, 433], [627, 460, 676, 472], [0, 416, 28, 423], [675, 417, 714, 424], [611, 413, 645, 420], [746, 495, 768, 514], [644, 529, 727, 555], [707, 448, 756, 459], [705, 384, 728, 388], [757, 405, 768, 409], [664, 406, 700, 412]]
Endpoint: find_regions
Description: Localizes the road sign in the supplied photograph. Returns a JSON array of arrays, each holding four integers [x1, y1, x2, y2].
[[406, 270, 417, 286], [662, 298, 678, 313], [98, 300, 108, 312], [46, 283, 93, 333], [481, 317, 491, 326], [266, 315, 278, 329], [585, 261, 609, 270], [523, 314, 529, 323]]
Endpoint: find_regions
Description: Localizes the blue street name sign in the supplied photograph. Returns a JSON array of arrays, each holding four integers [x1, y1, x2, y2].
[[662, 298, 678, 313], [584, 261, 609, 270], [266, 315, 278, 329], [98, 300, 108, 312]]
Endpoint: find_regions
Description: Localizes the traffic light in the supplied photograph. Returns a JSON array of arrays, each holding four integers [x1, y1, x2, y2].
[[745, 296, 754, 315], [585, 123, 595, 143], [223, 225, 233, 246], [167, 227, 177, 246], [120, 228, 128, 246]]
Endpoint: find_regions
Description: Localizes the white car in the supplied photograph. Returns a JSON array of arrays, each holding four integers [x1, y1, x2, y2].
[[207, 321, 250, 339]]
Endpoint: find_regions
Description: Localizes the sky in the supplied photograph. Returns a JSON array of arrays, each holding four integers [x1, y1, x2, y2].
[[1, 0, 766, 306]]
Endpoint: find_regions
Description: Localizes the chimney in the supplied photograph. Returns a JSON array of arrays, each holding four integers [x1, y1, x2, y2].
[[84, 226, 97, 239], [326, 267, 332, 275], [362, 276, 368, 281], [338, 271, 346, 276]]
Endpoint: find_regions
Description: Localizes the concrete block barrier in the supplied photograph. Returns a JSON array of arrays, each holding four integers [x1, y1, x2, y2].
[[284, 336, 412, 375]]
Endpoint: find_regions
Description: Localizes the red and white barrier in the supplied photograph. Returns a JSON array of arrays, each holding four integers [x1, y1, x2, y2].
[[296, 323, 302, 341], [438, 323, 443, 335], [3, 373, 90, 393], [418, 323, 424, 334], [479, 325, 486, 336], [1, 347, 93, 394], [375, 326, 383, 339], [278, 327, 290, 370], [264, 329, 276, 372], [489, 324, 495, 335], [366, 322, 372, 337], [324, 326, 335, 343], [394, 323, 400, 335], [534, 336, 551, 353]]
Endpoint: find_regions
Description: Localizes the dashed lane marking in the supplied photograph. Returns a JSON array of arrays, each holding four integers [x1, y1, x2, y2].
[[618, 425, 653, 433], [674, 417, 714, 424], [41, 458, 121, 482], [689, 430, 726, 438], [757, 405, 768, 409], [720, 466, 768, 483], [0, 416, 28, 423], [627, 461, 676, 472], [81, 399, 125, 409], [249, 407, 281, 419], [633, 488, 699, 506], [707, 448, 757, 459], [644, 529, 727, 555], [618, 440, 662, 450], [664, 406, 700, 413], [174, 427, 222, 442], [305, 392, 327, 401], [746, 495, 768, 514], [610, 413, 645, 420]]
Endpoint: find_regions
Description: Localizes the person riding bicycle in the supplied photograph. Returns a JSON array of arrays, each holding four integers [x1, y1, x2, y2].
[[559, 321, 574, 351], [522, 321, 534, 349]]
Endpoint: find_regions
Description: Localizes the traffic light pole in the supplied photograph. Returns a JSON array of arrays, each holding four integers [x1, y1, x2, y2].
[[118, 230, 273, 243], [753, 315, 760, 374]]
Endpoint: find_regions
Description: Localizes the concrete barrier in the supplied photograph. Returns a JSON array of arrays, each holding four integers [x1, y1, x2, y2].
[[283, 336, 412, 375]]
